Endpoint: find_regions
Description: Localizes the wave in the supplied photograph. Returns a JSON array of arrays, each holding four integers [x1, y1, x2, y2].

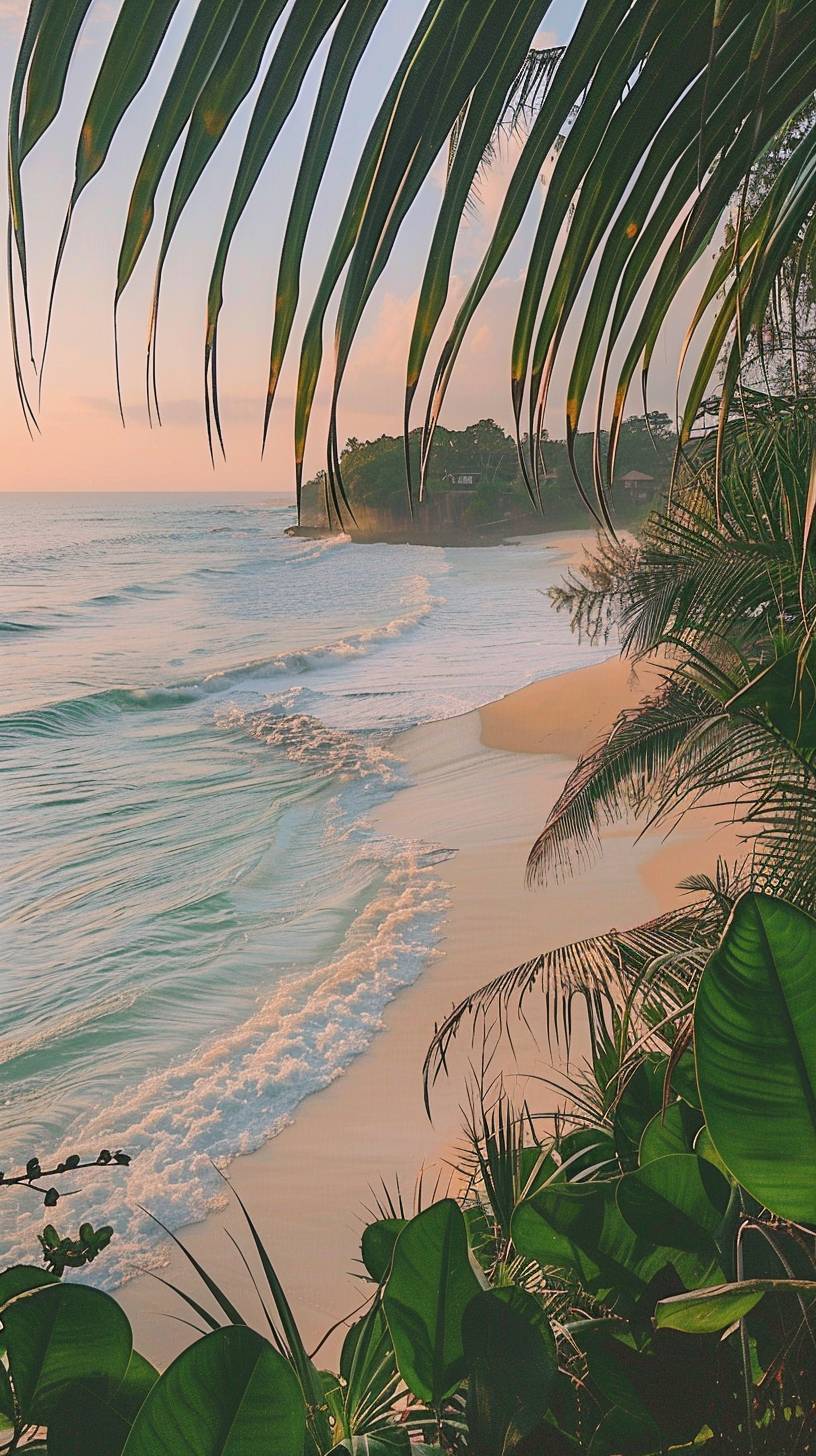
[[286, 532, 351, 564], [0, 686, 205, 740], [0, 841, 450, 1287], [0, 619, 52, 634], [0, 988, 142, 1065], [1, 576, 440, 743], [85, 583, 177, 607], [220, 701, 404, 787]]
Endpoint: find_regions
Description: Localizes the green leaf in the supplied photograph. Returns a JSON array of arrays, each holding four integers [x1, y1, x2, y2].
[[512, 1181, 668, 1310], [586, 1404, 662, 1456], [727, 645, 816, 749], [4, 1284, 132, 1426], [0, 1360, 13, 1422], [639, 1102, 703, 1163], [330, 1438, 409, 1455], [47, 1350, 158, 1456], [0, 1265, 58, 1310], [361, 1219, 406, 1283], [616, 1154, 729, 1283], [695, 891, 816, 1221], [462, 1287, 556, 1456], [383, 1199, 481, 1407], [556, 1127, 617, 1181], [122, 1326, 305, 1455], [613, 1056, 669, 1168], [655, 1278, 816, 1334]]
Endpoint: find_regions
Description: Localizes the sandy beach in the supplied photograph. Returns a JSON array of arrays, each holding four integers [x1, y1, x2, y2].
[[117, 618, 741, 1368]]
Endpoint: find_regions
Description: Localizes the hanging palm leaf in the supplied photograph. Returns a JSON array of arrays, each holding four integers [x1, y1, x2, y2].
[[7, 1, 816, 520]]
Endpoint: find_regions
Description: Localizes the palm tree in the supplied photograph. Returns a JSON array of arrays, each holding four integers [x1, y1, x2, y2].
[[8, 2, 816, 525], [424, 398, 816, 1087]]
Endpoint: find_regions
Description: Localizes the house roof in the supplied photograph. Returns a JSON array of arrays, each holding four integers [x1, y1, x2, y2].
[[620, 469, 655, 481]]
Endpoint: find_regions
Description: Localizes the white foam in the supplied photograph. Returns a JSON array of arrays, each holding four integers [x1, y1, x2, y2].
[[0, 842, 450, 1286]]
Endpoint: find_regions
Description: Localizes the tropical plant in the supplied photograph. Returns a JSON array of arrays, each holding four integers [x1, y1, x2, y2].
[[7, 2, 816, 525], [2, 891, 814, 1453]]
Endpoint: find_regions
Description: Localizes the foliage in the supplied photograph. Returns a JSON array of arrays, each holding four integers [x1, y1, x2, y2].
[[2, 892, 815, 1453], [301, 417, 671, 531], [531, 400, 816, 903], [8, 3, 816, 524]]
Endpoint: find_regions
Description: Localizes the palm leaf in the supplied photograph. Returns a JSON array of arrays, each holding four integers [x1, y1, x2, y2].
[[8, 0, 816, 518], [422, 901, 716, 1105]]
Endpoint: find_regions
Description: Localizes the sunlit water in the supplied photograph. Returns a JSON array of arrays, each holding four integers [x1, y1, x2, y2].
[[0, 492, 611, 1282]]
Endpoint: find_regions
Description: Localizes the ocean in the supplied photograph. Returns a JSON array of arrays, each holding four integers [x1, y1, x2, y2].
[[0, 491, 610, 1283]]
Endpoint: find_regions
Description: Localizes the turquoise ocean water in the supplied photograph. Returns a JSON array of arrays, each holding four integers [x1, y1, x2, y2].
[[0, 492, 610, 1283]]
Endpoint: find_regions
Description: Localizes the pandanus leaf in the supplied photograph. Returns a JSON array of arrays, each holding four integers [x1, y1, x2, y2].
[[115, 0, 247, 303], [263, 0, 390, 444], [421, 0, 629, 498], [695, 892, 816, 1223]]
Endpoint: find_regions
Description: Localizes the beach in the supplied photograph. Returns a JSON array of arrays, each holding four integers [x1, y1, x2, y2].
[[119, 643, 740, 1368]]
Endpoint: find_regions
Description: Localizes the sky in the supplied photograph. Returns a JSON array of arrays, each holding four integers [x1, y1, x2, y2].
[[0, 1, 706, 494]]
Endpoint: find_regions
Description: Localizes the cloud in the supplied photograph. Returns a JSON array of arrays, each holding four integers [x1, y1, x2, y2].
[[0, 1, 27, 24]]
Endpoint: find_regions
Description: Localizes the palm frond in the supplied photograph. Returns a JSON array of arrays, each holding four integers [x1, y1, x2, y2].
[[422, 898, 717, 1105], [8, 1, 816, 519], [526, 676, 724, 884]]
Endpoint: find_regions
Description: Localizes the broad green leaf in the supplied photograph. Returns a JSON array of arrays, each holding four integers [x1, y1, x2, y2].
[[0, 1360, 12, 1422], [655, 1278, 816, 1334], [361, 1218, 406, 1284], [693, 1126, 730, 1178], [616, 1154, 729, 1285], [4, 1284, 132, 1426], [695, 891, 816, 1221], [586, 1404, 662, 1456], [330, 1439, 409, 1455], [383, 1199, 481, 1406], [462, 1286, 556, 1456], [512, 1181, 668, 1310], [727, 644, 816, 749], [639, 1102, 703, 1163], [122, 1326, 304, 1455], [0, 1265, 58, 1310], [556, 1127, 617, 1180], [578, 1317, 718, 1451], [613, 1055, 669, 1168], [47, 1350, 158, 1456]]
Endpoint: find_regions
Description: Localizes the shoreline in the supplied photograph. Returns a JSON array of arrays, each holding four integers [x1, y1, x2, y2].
[[118, 643, 740, 1368]]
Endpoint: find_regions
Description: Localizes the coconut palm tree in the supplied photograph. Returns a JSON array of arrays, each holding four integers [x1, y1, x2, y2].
[[423, 397, 816, 1086], [7, 1, 816, 524]]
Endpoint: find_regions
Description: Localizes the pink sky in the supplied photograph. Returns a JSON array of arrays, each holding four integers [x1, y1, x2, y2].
[[1, 2, 707, 494]]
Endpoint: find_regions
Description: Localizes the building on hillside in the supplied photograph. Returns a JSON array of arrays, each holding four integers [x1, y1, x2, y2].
[[619, 469, 655, 503], [443, 469, 481, 487]]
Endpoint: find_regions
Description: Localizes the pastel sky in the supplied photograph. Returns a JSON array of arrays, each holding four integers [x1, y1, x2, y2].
[[0, 1, 706, 493]]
